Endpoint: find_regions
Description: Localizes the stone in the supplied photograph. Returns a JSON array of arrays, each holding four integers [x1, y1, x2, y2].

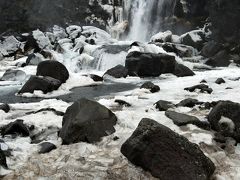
[[59, 98, 117, 144], [121, 118, 215, 180]]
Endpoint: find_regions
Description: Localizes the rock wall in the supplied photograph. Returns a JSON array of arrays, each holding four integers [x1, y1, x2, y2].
[[0, 0, 111, 34]]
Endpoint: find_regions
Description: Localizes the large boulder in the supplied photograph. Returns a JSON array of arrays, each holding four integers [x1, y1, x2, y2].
[[205, 50, 231, 67], [104, 65, 128, 78], [18, 75, 62, 94], [121, 118, 215, 180], [208, 101, 240, 142], [201, 41, 223, 58], [36, 60, 69, 83], [125, 51, 176, 77], [59, 98, 117, 144]]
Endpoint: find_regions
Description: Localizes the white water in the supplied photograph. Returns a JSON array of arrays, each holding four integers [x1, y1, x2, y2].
[[123, 0, 176, 41]]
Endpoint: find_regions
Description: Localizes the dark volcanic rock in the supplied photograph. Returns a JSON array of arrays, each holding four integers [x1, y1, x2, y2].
[[208, 101, 240, 142], [36, 60, 69, 83], [18, 75, 62, 94], [184, 84, 213, 94], [0, 149, 7, 169], [104, 65, 128, 78], [125, 51, 176, 77], [121, 118, 215, 180], [201, 41, 223, 58], [140, 81, 160, 93], [173, 63, 195, 77], [0, 104, 10, 113], [165, 110, 210, 130], [177, 98, 203, 108], [205, 50, 231, 67], [114, 99, 131, 107], [39, 142, 57, 154], [59, 98, 117, 144], [155, 100, 175, 111], [215, 78, 225, 84], [89, 74, 103, 82], [0, 119, 29, 137]]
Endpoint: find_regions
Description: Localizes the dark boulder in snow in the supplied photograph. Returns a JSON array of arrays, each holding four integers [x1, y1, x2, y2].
[[208, 101, 240, 142], [0, 119, 29, 137], [104, 65, 128, 78], [121, 118, 215, 180], [59, 98, 117, 144], [184, 84, 213, 94], [205, 50, 231, 67], [125, 51, 176, 77], [0, 104, 10, 113], [155, 100, 175, 111], [0, 69, 26, 81], [215, 78, 225, 84], [165, 110, 210, 130], [140, 81, 160, 93], [177, 98, 203, 108], [39, 142, 57, 154], [173, 63, 195, 77], [36, 60, 69, 83], [18, 75, 61, 94]]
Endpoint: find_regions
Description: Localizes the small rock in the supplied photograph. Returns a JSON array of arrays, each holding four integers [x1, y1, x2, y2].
[[184, 84, 213, 94], [0, 104, 10, 113], [0, 69, 26, 81], [89, 74, 103, 82], [173, 63, 195, 77], [215, 78, 225, 84], [39, 142, 57, 154], [114, 99, 131, 107], [155, 100, 175, 111], [165, 110, 210, 130], [177, 98, 203, 108], [140, 81, 160, 93]]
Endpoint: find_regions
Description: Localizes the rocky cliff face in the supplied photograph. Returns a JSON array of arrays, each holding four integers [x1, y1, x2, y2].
[[0, 0, 111, 34]]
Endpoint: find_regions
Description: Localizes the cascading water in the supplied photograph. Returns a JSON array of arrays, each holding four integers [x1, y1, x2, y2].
[[123, 0, 176, 41]]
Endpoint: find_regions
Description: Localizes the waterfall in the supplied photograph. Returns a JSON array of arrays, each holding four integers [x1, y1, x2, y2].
[[123, 0, 176, 41]]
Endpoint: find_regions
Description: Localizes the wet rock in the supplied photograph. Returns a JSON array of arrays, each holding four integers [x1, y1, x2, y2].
[[89, 74, 103, 82], [208, 101, 240, 142], [26, 53, 44, 65], [36, 60, 69, 83], [201, 41, 223, 58], [184, 84, 213, 94], [173, 63, 195, 77], [181, 30, 205, 50], [140, 81, 160, 93], [114, 99, 131, 107], [215, 78, 225, 84], [125, 51, 176, 77], [205, 50, 231, 67], [121, 118, 215, 180], [18, 75, 62, 94], [177, 98, 203, 108], [104, 65, 128, 78], [155, 100, 175, 111], [59, 98, 117, 144], [0, 104, 10, 113], [39, 142, 57, 154], [0, 69, 26, 81], [150, 30, 173, 43], [0, 119, 29, 137], [26, 108, 64, 116], [165, 110, 210, 130], [0, 149, 7, 169]]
